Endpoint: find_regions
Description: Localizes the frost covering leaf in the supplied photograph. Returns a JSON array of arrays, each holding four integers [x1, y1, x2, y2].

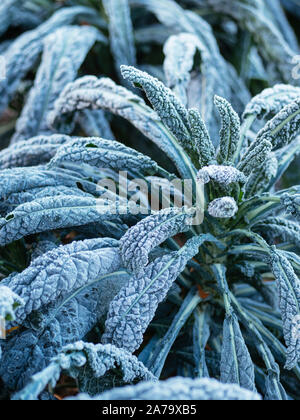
[[238, 138, 272, 176], [281, 193, 300, 219], [208, 197, 238, 218], [213, 264, 256, 392], [220, 313, 256, 391], [0, 270, 130, 392], [13, 341, 155, 400], [68, 376, 261, 400], [197, 165, 246, 187], [243, 84, 300, 120], [49, 76, 194, 179], [163, 33, 199, 106], [253, 217, 300, 247], [188, 109, 216, 168], [103, 0, 136, 77], [121, 65, 193, 151], [0, 6, 98, 114], [0, 135, 70, 169], [0, 285, 23, 359], [3, 238, 121, 322], [214, 96, 241, 165], [0, 196, 133, 246], [49, 136, 158, 174], [0, 166, 103, 201], [11, 25, 105, 143], [245, 153, 278, 198], [102, 235, 222, 352], [0, 285, 23, 321], [269, 249, 300, 369], [256, 98, 300, 149], [120, 207, 196, 273]]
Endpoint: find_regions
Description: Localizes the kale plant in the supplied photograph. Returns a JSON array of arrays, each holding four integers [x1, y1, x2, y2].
[[0, 0, 299, 401]]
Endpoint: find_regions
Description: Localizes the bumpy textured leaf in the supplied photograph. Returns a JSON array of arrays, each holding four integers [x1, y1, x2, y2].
[[131, 0, 250, 115], [0, 135, 70, 169], [11, 25, 105, 143], [238, 138, 273, 176], [253, 217, 300, 247], [49, 76, 194, 179], [229, 293, 288, 400], [0, 196, 133, 246], [0, 185, 92, 216], [102, 235, 222, 352], [103, 0, 136, 78], [214, 265, 256, 392], [0, 285, 23, 321], [49, 136, 158, 174], [68, 376, 261, 400], [281, 193, 300, 219], [14, 341, 155, 400], [269, 249, 300, 369], [146, 288, 201, 377], [243, 84, 300, 120], [214, 96, 241, 165], [197, 165, 246, 187], [0, 285, 23, 360], [0, 6, 98, 114], [256, 98, 300, 149], [163, 33, 199, 106], [121, 65, 193, 150], [2, 238, 121, 322], [0, 166, 103, 202], [208, 197, 238, 218], [0, 271, 129, 392], [120, 207, 196, 273], [193, 307, 210, 378], [245, 153, 278, 198], [188, 109, 216, 168]]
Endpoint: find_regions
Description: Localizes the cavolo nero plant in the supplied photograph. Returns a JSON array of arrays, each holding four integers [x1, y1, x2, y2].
[[0, 0, 299, 401]]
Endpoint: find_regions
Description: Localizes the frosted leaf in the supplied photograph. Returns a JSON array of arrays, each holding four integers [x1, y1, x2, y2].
[[68, 376, 261, 400], [163, 33, 199, 106], [197, 165, 246, 187], [49, 76, 193, 179], [208, 197, 238, 218], [269, 249, 300, 369], [103, 0, 136, 78], [0, 285, 23, 321], [256, 97, 300, 149], [188, 108, 216, 168], [245, 152, 278, 198], [11, 25, 104, 143], [13, 341, 155, 400], [0, 196, 133, 246], [102, 235, 221, 352], [243, 84, 300, 120], [0, 135, 70, 169], [214, 95, 241, 165], [120, 207, 196, 273], [121, 65, 192, 148], [49, 136, 158, 174], [238, 138, 273, 176], [0, 6, 98, 114], [3, 238, 121, 322], [0, 271, 129, 392], [281, 193, 300, 219]]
